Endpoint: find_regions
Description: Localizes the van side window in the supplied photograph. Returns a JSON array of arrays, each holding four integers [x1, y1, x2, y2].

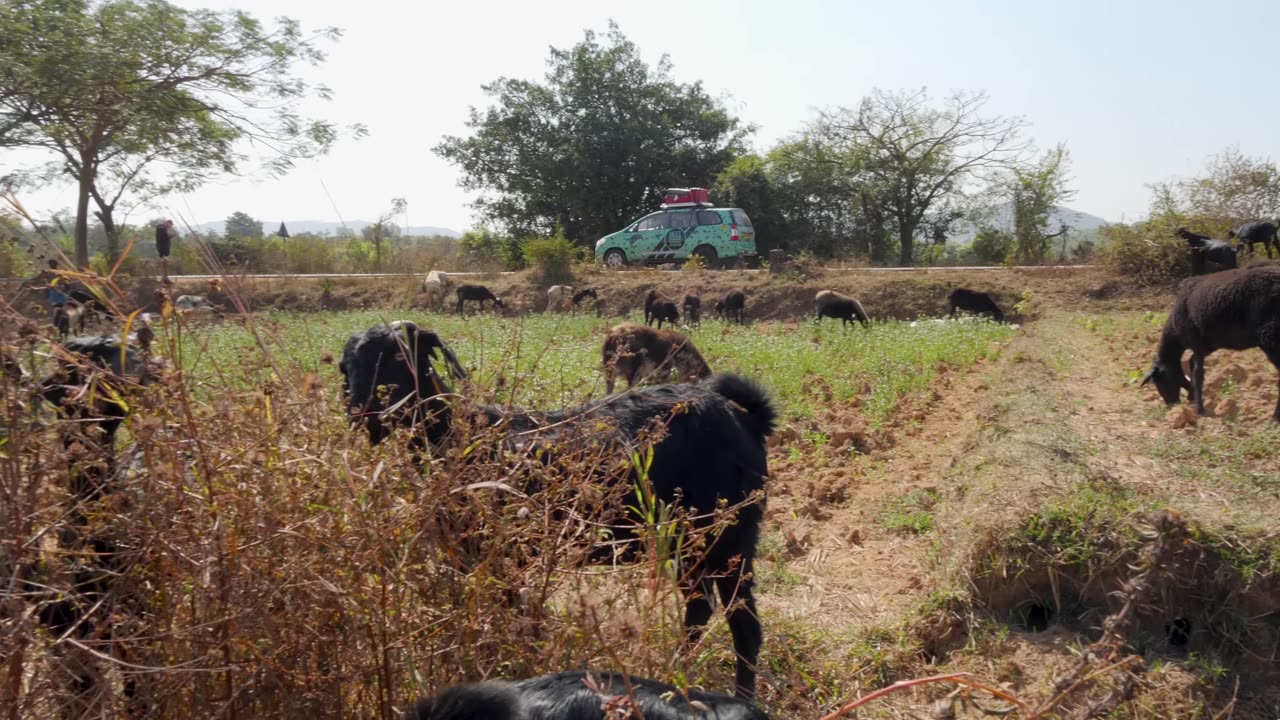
[[697, 210, 723, 226], [668, 211, 694, 229], [636, 214, 667, 231], [731, 210, 753, 228]]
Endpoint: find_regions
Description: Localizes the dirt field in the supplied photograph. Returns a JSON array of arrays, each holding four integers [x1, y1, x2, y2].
[[8, 263, 1279, 717], [162, 264, 1280, 715]]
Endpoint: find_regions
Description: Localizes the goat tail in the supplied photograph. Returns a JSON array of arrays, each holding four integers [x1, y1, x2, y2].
[[707, 373, 777, 442]]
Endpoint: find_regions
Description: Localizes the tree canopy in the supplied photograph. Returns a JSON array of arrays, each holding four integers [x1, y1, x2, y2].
[[225, 211, 263, 240], [435, 23, 749, 245], [0, 0, 360, 267], [814, 89, 1031, 265]]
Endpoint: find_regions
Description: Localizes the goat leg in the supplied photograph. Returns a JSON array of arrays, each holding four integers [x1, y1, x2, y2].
[[1191, 354, 1206, 414]]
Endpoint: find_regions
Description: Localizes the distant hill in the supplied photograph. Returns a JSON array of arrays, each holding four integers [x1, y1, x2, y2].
[[947, 204, 1110, 245], [194, 219, 462, 238]]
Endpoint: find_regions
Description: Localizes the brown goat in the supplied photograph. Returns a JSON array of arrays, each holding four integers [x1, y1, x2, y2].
[[602, 322, 712, 393], [682, 287, 702, 325]]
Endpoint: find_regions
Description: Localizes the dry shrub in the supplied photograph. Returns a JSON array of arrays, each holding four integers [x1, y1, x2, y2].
[[0, 300, 748, 718], [1098, 219, 1196, 286]]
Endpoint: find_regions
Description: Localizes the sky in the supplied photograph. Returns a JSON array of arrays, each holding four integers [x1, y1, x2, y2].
[[10, 0, 1280, 234]]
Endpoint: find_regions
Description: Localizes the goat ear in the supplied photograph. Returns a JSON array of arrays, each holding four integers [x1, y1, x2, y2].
[[418, 331, 467, 380]]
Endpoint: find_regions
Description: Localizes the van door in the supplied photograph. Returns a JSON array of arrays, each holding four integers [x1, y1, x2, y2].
[[649, 210, 695, 261], [624, 212, 669, 261]]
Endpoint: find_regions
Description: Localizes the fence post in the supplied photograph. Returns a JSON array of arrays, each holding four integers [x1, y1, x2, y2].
[[768, 249, 787, 274]]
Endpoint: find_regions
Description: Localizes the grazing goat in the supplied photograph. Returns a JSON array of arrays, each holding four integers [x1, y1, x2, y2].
[[602, 323, 712, 393], [1142, 266, 1280, 421], [682, 288, 702, 325], [546, 284, 574, 313], [175, 294, 218, 316], [815, 290, 870, 328], [571, 287, 598, 313], [338, 321, 469, 449], [424, 271, 451, 310], [1175, 227, 1238, 273], [52, 302, 86, 339], [342, 332, 776, 698], [405, 671, 770, 720], [947, 288, 1004, 322], [644, 289, 680, 329], [1228, 221, 1277, 258], [456, 284, 504, 314], [714, 289, 747, 324]]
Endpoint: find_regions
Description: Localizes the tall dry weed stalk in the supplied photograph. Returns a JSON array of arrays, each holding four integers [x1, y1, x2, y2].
[[0, 278, 746, 719]]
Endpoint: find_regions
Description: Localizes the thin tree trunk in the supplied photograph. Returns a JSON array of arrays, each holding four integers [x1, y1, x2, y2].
[[74, 162, 94, 268], [898, 223, 914, 266], [95, 208, 119, 267]]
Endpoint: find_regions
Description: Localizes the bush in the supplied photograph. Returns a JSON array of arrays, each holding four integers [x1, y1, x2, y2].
[[1099, 221, 1193, 286], [0, 237, 33, 278], [521, 230, 580, 283], [460, 229, 523, 271], [971, 228, 1014, 265]]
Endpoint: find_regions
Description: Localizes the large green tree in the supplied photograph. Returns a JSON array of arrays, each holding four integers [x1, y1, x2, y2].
[[815, 89, 1030, 265], [0, 0, 358, 268], [224, 211, 264, 239], [435, 23, 749, 245]]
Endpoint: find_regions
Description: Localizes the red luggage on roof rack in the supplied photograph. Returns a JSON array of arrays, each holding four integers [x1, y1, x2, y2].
[[661, 187, 712, 208]]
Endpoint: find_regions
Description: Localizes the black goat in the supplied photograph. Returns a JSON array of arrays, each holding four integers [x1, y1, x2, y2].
[[456, 284, 505, 314], [1228, 220, 1277, 258], [571, 287, 598, 310], [1142, 266, 1280, 421], [682, 288, 702, 325], [342, 331, 776, 698], [35, 336, 150, 715], [405, 671, 770, 720], [338, 321, 468, 449], [947, 288, 1004, 322], [1174, 227, 1238, 273], [815, 290, 870, 328], [714, 289, 747, 324], [644, 289, 680, 328]]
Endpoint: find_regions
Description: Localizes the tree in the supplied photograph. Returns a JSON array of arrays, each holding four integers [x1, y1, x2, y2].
[[0, 0, 360, 268], [1149, 147, 1280, 232], [1007, 144, 1074, 263], [435, 23, 748, 245], [815, 89, 1030, 265], [712, 154, 787, 254], [225, 211, 264, 239]]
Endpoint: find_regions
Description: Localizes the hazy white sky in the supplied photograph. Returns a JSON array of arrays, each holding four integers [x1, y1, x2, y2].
[[12, 0, 1280, 233]]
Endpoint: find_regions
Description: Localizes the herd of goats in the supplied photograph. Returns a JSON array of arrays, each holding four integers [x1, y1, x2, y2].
[[8, 245, 1280, 718]]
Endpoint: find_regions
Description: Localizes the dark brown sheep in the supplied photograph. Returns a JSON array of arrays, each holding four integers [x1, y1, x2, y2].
[[602, 322, 712, 393]]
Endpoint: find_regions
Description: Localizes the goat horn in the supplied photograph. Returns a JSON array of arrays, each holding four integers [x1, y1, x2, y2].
[[1139, 367, 1156, 386]]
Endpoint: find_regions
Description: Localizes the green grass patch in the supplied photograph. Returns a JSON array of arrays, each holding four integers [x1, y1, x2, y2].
[[882, 488, 939, 535], [170, 311, 1013, 424]]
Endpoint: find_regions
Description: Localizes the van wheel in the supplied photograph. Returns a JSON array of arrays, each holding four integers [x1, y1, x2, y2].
[[693, 246, 718, 269], [603, 249, 627, 270]]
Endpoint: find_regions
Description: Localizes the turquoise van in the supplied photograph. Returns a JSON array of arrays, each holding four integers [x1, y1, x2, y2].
[[594, 207, 757, 269]]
